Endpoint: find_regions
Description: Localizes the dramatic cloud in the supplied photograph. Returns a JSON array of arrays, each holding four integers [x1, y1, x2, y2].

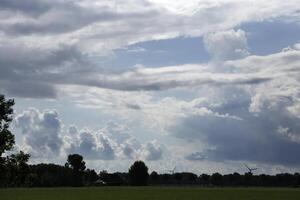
[[1, 0, 300, 98], [3, 0, 300, 173]]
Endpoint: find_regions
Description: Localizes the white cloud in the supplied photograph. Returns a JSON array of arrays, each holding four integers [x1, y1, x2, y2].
[[13, 107, 167, 164], [204, 29, 249, 61], [225, 49, 300, 118], [15, 108, 63, 158], [66, 128, 116, 160]]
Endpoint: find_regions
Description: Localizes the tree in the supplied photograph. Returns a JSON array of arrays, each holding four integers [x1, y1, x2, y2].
[[6, 151, 30, 186], [65, 154, 86, 186], [29, 163, 73, 187], [66, 154, 86, 172], [211, 172, 223, 186], [0, 94, 15, 157], [83, 169, 98, 185], [150, 171, 159, 182], [0, 94, 15, 187], [128, 160, 149, 186], [199, 173, 210, 185]]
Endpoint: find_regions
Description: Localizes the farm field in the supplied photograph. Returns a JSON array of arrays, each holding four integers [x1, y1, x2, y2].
[[1, 187, 300, 200]]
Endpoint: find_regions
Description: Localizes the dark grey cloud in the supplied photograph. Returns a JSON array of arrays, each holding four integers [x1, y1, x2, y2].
[[1, 81, 57, 99], [126, 103, 141, 110], [0, 43, 87, 75], [0, 43, 88, 98], [0, 0, 51, 17], [0, 0, 158, 36]]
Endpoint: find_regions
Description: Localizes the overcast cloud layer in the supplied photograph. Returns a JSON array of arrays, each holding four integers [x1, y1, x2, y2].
[[1, 0, 300, 174]]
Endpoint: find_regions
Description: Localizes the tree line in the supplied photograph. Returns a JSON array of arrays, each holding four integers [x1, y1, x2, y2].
[[0, 94, 300, 187]]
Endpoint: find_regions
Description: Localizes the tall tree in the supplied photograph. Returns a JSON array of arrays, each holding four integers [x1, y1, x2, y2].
[[0, 94, 15, 187], [0, 94, 15, 157], [128, 160, 149, 186], [66, 154, 86, 186], [66, 154, 86, 172]]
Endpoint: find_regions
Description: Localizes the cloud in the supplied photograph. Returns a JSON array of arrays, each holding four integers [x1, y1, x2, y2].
[[0, 43, 87, 98], [185, 152, 206, 161], [166, 48, 300, 166], [65, 124, 165, 161], [1, 81, 57, 99], [14, 108, 169, 163], [226, 49, 300, 118], [121, 138, 141, 159], [126, 103, 142, 110], [100, 122, 132, 144], [30, 46, 300, 167], [66, 127, 116, 160], [204, 29, 249, 61], [1, 0, 300, 98], [15, 108, 63, 158], [0, 0, 51, 17], [3, 0, 300, 172], [121, 143, 135, 159], [140, 140, 163, 161]]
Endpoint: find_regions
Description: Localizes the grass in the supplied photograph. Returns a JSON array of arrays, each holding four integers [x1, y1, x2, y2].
[[1, 187, 300, 200]]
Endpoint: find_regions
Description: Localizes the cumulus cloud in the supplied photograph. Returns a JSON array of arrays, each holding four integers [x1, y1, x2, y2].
[[65, 125, 165, 161], [66, 126, 117, 160], [15, 108, 63, 158], [204, 29, 249, 61], [13, 108, 168, 163]]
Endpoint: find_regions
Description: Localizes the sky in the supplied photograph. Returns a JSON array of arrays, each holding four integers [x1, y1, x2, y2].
[[1, 0, 300, 175]]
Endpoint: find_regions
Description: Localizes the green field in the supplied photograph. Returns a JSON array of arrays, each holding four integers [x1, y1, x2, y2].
[[1, 187, 300, 200]]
